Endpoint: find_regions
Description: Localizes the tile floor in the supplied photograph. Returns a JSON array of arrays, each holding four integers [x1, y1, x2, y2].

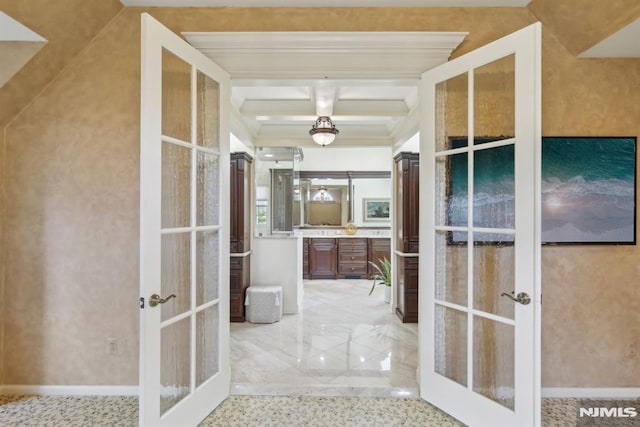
[[231, 279, 419, 397], [0, 279, 611, 426]]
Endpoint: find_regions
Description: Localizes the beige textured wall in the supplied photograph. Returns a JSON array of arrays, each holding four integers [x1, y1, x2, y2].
[[528, 0, 640, 56], [540, 31, 640, 387], [3, 12, 140, 385], [0, 0, 123, 127], [2, 6, 639, 387]]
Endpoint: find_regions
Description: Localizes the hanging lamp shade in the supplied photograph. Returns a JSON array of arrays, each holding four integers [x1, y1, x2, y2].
[[309, 116, 339, 146]]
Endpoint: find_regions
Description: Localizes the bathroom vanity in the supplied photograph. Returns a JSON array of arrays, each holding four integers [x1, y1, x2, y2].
[[301, 232, 390, 280]]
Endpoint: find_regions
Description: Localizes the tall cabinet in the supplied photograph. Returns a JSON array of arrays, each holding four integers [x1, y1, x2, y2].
[[230, 152, 253, 322], [394, 152, 419, 323]]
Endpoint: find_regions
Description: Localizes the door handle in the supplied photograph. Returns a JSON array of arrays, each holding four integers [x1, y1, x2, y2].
[[149, 293, 176, 307], [500, 291, 531, 305]]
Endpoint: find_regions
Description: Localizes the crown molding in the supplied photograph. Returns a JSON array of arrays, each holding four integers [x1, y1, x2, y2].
[[183, 31, 467, 79]]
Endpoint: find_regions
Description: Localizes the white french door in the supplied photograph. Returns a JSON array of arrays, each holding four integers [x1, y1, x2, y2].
[[139, 13, 230, 427], [419, 23, 541, 426]]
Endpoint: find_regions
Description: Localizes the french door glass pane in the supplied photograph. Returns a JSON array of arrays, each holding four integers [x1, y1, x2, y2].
[[196, 304, 220, 387], [435, 73, 468, 152], [196, 230, 219, 305], [435, 153, 468, 227], [196, 152, 220, 226], [162, 49, 191, 142], [196, 71, 220, 149], [434, 230, 467, 306], [161, 233, 191, 322], [473, 316, 515, 410], [473, 54, 515, 142], [473, 236, 515, 320], [473, 145, 515, 229], [162, 142, 191, 228], [160, 317, 191, 416], [434, 305, 467, 387]]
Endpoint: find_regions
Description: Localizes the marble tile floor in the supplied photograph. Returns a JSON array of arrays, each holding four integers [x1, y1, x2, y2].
[[0, 280, 605, 425], [231, 279, 419, 398]]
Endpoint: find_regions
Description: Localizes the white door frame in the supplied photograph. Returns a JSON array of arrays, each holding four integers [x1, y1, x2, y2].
[[139, 20, 541, 426]]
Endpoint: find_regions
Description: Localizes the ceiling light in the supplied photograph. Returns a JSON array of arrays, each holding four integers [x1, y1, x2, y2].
[[309, 116, 339, 146]]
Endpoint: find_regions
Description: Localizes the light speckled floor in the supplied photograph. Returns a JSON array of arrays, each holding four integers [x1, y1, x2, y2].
[[0, 394, 588, 426]]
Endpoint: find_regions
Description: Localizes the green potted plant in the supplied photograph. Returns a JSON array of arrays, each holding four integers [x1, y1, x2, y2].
[[368, 256, 392, 303]]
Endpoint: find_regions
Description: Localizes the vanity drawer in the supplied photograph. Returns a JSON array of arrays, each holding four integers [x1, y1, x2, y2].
[[338, 262, 368, 275], [338, 238, 368, 252], [339, 253, 367, 263]]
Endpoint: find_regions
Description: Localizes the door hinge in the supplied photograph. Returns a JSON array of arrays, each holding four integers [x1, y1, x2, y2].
[[139, 297, 145, 309]]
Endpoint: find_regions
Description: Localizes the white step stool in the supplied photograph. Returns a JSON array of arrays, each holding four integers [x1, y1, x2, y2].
[[245, 286, 283, 324]]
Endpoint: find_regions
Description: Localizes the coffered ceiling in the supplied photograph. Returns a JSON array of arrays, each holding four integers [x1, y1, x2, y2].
[[184, 31, 467, 148]]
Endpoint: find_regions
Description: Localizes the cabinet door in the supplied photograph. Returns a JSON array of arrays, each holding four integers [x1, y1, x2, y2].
[[303, 238, 310, 279], [230, 256, 250, 322], [368, 238, 391, 277], [395, 255, 418, 323], [407, 157, 420, 250], [394, 153, 420, 253], [229, 157, 239, 253], [309, 239, 337, 279]]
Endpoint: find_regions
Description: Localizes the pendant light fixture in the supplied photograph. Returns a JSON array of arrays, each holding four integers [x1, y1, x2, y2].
[[309, 116, 339, 146]]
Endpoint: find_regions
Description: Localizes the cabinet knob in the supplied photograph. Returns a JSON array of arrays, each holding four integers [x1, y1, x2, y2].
[[351, 267, 355, 271], [351, 256, 355, 260]]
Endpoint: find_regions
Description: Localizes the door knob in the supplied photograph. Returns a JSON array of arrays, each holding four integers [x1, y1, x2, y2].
[[149, 293, 176, 307], [500, 291, 531, 305]]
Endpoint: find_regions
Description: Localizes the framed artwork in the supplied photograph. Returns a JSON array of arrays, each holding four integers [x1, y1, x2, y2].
[[541, 137, 636, 245], [363, 198, 390, 221], [446, 136, 636, 245]]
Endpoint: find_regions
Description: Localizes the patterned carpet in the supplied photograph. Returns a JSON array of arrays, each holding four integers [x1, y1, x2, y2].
[[0, 394, 600, 426]]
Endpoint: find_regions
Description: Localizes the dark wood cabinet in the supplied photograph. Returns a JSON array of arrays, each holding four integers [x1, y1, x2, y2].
[[309, 238, 337, 279], [303, 237, 391, 281], [396, 256, 419, 323], [394, 152, 419, 323], [230, 153, 252, 254], [230, 256, 250, 322], [367, 238, 391, 278], [230, 152, 253, 322], [337, 238, 368, 279], [395, 152, 420, 253], [303, 238, 310, 279]]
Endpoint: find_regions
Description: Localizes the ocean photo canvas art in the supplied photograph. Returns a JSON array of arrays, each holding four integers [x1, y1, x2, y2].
[[541, 137, 636, 244], [446, 136, 636, 245]]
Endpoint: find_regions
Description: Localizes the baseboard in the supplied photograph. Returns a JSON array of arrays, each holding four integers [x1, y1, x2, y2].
[[542, 388, 640, 399], [0, 385, 139, 396]]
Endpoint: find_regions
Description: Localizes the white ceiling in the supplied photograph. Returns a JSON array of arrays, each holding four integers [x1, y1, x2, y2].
[[184, 31, 467, 148], [133, 1, 638, 149], [0, 12, 47, 88], [579, 18, 640, 58]]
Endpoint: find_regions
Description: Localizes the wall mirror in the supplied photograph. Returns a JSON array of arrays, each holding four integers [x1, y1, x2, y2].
[[295, 171, 392, 228], [254, 147, 302, 236]]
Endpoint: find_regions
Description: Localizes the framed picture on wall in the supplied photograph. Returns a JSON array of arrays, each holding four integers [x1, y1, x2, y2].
[[446, 136, 637, 245], [541, 136, 636, 245], [363, 198, 390, 221]]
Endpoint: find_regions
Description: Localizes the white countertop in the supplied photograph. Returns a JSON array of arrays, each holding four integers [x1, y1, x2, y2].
[[298, 229, 390, 238]]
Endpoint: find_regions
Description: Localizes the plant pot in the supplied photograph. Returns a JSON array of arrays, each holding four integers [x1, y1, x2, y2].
[[384, 286, 391, 304]]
